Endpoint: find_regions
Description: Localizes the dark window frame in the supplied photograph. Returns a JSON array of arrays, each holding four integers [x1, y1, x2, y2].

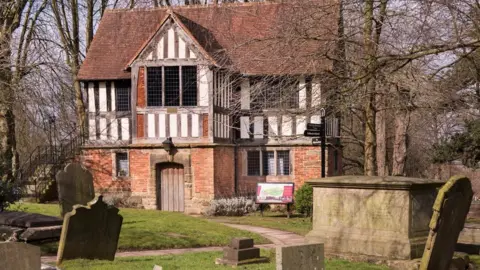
[[116, 80, 131, 112], [146, 66, 197, 107], [116, 152, 129, 178], [247, 151, 261, 176]]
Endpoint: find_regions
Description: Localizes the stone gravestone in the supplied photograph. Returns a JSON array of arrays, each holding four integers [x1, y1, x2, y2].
[[56, 163, 95, 217], [276, 243, 324, 270], [0, 242, 41, 270], [216, 238, 269, 266], [420, 175, 473, 270], [56, 195, 123, 265]]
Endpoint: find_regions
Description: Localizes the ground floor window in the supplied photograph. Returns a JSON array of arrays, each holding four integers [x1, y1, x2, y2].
[[247, 150, 291, 176], [116, 152, 129, 177]]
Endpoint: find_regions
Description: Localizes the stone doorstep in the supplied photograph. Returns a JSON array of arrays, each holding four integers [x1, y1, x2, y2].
[[223, 247, 260, 262], [215, 257, 270, 266]]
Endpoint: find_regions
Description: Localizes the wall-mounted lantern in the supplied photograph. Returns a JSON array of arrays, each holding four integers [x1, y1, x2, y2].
[[162, 137, 174, 155]]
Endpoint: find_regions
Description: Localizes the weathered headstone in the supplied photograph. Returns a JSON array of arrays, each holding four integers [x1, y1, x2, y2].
[[276, 243, 324, 270], [56, 195, 123, 265], [215, 237, 269, 266], [0, 242, 41, 270], [420, 175, 473, 270], [56, 163, 95, 217]]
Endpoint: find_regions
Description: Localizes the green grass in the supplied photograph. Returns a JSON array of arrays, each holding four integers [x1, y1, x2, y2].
[[207, 211, 312, 235], [10, 203, 269, 254], [58, 250, 388, 270]]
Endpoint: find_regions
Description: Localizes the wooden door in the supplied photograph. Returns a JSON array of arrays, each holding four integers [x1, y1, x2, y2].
[[156, 163, 184, 212]]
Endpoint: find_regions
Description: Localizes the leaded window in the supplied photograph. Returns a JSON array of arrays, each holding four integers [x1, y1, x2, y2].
[[262, 151, 275, 176], [247, 151, 260, 176], [182, 66, 197, 106], [116, 153, 129, 177], [164, 66, 180, 106], [277, 150, 290, 175], [147, 67, 162, 106], [116, 80, 131, 111]]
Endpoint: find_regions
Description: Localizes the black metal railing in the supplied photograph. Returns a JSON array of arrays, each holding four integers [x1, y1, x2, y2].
[[16, 128, 87, 201]]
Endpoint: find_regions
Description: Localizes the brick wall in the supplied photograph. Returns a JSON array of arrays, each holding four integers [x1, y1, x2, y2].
[[214, 147, 235, 197], [137, 67, 145, 108], [137, 114, 144, 138], [293, 146, 323, 188], [129, 149, 150, 194], [191, 148, 214, 199], [82, 149, 131, 193]]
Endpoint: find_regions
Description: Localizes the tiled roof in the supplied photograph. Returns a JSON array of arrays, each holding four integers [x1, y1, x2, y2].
[[78, 1, 339, 80]]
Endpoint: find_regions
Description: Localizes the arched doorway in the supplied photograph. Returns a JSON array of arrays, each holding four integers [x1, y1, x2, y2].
[[156, 163, 185, 212]]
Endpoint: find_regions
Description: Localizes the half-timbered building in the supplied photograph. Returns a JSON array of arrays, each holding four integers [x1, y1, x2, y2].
[[78, 1, 341, 213]]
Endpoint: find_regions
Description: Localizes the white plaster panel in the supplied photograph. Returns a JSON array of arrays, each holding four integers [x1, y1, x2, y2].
[[89, 119, 96, 140], [254, 116, 263, 139], [169, 114, 178, 137], [299, 76, 307, 109], [240, 116, 250, 139], [198, 66, 210, 106], [192, 114, 199, 137], [148, 114, 156, 138], [296, 116, 306, 135], [88, 82, 95, 112], [111, 81, 116, 111], [110, 119, 118, 141], [99, 82, 107, 112], [268, 116, 278, 136], [99, 118, 107, 140], [181, 114, 188, 137], [282, 116, 292, 136], [159, 113, 166, 138], [157, 37, 164, 59], [240, 78, 250, 110], [179, 37, 186, 58], [121, 118, 130, 140], [312, 77, 322, 107], [168, 28, 175, 58], [311, 115, 321, 124]]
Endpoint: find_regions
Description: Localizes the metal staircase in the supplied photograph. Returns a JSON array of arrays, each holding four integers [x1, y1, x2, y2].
[[17, 131, 86, 202]]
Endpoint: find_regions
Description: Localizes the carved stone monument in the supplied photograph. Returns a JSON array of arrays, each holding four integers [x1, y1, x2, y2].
[[306, 176, 445, 260], [276, 243, 325, 270], [0, 242, 41, 270], [56, 163, 95, 217], [420, 175, 473, 270], [215, 238, 269, 266], [56, 195, 123, 264]]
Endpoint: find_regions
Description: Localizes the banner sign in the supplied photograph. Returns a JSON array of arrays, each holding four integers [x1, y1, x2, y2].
[[256, 182, 294, 204]]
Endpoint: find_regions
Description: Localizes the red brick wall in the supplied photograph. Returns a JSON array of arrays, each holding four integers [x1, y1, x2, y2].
[[214, 147, 235, 197], [137, 114, 145, 138], [191, 148, 214, 198], [137, 67, 145, 108], [293, 146, 322, 188], [129, 149, 150, 194], [202, 114, 209, 137], [82, 149, 131, 193]]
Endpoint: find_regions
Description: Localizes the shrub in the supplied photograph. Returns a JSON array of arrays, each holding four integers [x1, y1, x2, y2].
[[204, 196, 257, 216], [295, 184, 313, 217], [0, 181, 22, 212]]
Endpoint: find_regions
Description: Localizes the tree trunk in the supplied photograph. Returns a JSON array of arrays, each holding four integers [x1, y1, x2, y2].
[[391, 109, 410, 176], [86, 0, 93, 51], [363, 0, 377, 176], [376, 89, 387, 176]]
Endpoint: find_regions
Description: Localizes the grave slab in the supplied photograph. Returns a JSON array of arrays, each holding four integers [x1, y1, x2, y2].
[[276, 243, 324, 270], [0, 242, 41, 270]]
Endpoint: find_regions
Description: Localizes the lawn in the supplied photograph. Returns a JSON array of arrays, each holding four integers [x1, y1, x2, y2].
[[10, 203, 269, 254], [58, 250, 389, 270], [207, 211, 312, 235]]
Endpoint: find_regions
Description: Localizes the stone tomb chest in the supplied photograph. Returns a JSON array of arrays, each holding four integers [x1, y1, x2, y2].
[[306, 176, 445, 260]]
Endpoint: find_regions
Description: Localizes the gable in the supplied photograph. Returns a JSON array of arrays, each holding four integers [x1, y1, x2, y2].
[[131, 16, 204, 65]]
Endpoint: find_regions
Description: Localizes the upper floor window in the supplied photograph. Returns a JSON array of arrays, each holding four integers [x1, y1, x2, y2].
[[251, 78, 299, 110], [147, 66, 197, 107], [116, 80, 131, 111]]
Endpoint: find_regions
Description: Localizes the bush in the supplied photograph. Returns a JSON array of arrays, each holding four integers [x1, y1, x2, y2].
[[0, 181, 22, 212], [295, 184, 313, 217], [204, 196, 257, 216]]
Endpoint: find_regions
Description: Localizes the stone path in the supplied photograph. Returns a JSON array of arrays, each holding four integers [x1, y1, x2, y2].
[[41, 223, 304, 263]]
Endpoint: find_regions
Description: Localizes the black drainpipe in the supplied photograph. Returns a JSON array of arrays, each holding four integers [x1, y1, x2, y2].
[[234, 143, 238, 195]]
